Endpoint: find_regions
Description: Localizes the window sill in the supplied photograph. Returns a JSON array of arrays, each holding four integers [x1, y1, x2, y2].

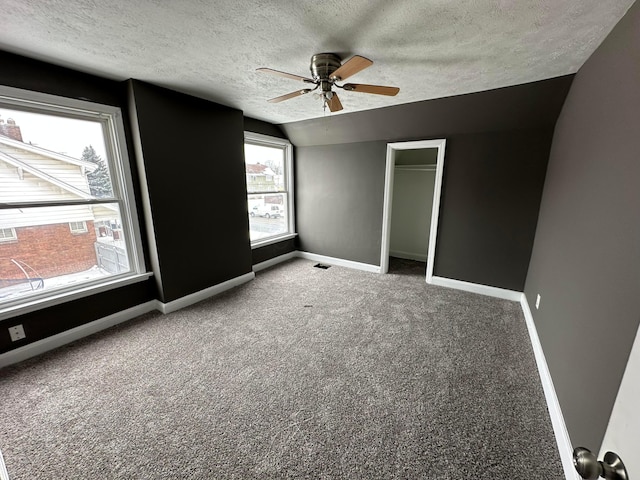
[[0, 272, 154, 321], [251, 233, 298, 250]]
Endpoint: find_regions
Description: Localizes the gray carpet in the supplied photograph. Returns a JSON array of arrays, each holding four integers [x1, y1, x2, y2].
[[0, 258, 564, 479]]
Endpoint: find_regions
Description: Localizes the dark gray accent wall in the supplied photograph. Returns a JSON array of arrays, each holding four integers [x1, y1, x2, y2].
[[0, 51, 126, 107], [1, 52, 274, 354], [0, 281, 155, 354], [252, 238, 296, 266], [283, 76, 573, 147], [524, 2, 640, 450], [0, 51, 155, 354], [244, 116, 287, 139], [288, 77, 572, 289], [129, 80, 252, 302]]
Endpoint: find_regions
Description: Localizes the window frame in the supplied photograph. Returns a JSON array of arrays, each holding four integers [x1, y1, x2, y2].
[[0, 227, 17, 243], [69, 221, 88, 234], [244, 132, 296, 248], [0, 85, 149, 320]]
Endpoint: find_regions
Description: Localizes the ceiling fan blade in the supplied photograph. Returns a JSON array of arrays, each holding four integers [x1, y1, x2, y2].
[[327, 93, 343, 112], [257, 68, 314, 83], [343, 83, 400, 96], [267, 89, 312, 103], [330, 55, 373, 81]]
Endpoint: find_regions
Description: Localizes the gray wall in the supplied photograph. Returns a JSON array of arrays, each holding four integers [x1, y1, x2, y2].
[[524, 2, 640, 451], [287, 77, 571, 289], [295, 141, 387, 265], [436, 130, 553, 290]]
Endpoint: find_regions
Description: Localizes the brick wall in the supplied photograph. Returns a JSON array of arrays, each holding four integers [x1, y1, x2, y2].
[[0, 221, 98, 282]]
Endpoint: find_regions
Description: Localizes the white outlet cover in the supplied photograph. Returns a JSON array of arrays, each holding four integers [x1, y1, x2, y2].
[[535, 294, 541, 309], [9, 324, 26, 342]]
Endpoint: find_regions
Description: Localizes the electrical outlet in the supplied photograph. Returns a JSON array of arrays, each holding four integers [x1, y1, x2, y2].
[[535, 294, 541, 310], [9, 324, 26, 342]]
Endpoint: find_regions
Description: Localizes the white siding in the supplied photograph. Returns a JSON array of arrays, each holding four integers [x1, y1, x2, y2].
[[0, 205, 95, 229], [0, 146, 91, 193], [0, 144, 89, 193], [0, 147, 98, 228], [0, 163, 81, 202]]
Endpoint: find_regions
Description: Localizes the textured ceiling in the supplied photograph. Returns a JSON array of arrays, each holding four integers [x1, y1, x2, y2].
[[0, 0, 635, 125]]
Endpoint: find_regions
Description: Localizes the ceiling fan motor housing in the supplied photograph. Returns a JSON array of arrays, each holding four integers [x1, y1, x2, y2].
[[310, 53, 342, 84]]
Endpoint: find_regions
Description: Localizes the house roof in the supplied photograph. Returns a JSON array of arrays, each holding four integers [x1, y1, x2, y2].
[[0, 1, 635, 124], [0, 134, 98, 172], [0, 136, 99, 200], [245, 164, 271, 175]]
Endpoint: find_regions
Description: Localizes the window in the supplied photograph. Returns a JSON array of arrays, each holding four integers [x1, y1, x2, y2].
[[0, 85, 146, 317], [69, 221, 88, 234], [244, 132, 295, 246], [0, 227, 17, 242]]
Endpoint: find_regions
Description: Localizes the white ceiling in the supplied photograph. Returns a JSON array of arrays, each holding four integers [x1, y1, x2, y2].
[[0, 1, 635, 125]]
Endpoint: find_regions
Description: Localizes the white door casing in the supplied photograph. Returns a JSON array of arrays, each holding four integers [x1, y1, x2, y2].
[[381, 138, 446, 281]]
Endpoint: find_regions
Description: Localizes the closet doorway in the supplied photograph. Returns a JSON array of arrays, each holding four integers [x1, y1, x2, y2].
[[380, 139, 446, 282]]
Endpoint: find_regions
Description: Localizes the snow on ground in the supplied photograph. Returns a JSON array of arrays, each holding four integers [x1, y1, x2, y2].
[[0, 266, 110, 300]]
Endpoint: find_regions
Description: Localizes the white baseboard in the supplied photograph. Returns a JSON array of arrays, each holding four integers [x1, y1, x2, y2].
[[0, 271, 257, 369], [428, 270, 577, 479], [253, 251, 298, 272], [0, 301, 158, 370], [389, 250, 427, 262], [296, 251, 381, 274], [429, 275, 522, 301], [157, 271, 255, 314], [520, 294, 579, 480]]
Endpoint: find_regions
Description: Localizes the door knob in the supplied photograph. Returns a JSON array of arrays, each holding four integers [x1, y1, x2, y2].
[[573, 447, 629, 480]]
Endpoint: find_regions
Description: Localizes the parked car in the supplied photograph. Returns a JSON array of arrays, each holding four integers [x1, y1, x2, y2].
[[250, 204, 283, 219]]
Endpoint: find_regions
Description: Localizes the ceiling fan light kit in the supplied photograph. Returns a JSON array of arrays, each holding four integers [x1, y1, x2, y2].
[[257, 53, 399, 113]]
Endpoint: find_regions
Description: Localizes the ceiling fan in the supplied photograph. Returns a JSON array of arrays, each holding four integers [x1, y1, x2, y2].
[[257, 53, 399, 113]]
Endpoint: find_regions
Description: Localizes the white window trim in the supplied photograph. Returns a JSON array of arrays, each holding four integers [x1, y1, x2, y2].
[[244, 131, 295, 247], [0, 84, 147, 320], [251, 232, 298, 249], [0, 227, 17, 242]]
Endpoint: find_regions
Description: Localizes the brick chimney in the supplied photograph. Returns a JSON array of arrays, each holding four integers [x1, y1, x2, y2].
[[0, 116, 23, 142]]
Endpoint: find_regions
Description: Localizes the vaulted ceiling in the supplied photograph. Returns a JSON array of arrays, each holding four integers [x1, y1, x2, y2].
[[0, 1, 635, 124]]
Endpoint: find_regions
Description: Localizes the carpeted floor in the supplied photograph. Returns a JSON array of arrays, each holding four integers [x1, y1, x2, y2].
[[0, 258, 564, 479]]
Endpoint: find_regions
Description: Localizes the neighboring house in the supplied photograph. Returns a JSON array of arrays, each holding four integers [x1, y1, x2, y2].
[[245, 163, 278, 193], [0, 121, 112, 285]]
